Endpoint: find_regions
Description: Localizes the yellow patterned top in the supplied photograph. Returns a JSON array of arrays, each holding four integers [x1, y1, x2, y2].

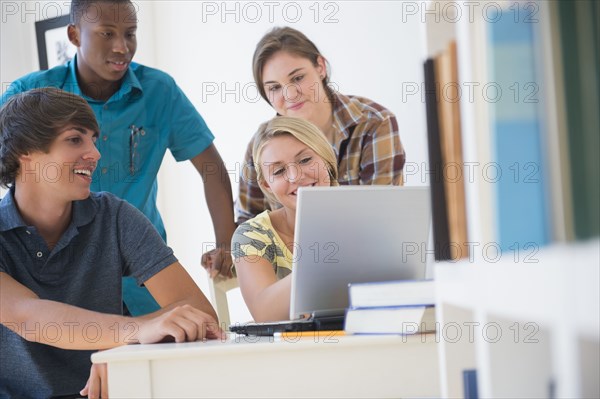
[[231, 211, 293, 279]]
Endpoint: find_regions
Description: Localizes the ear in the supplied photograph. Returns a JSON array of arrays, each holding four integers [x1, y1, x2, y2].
[[67, 24, 81, 47], [258, 179, 272, 193], [18, 153, 32, 163], [316, 56, 327, 79], [17, 153, 33, 177]]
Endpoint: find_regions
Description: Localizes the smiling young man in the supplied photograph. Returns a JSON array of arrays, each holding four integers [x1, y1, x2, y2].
[[0, 0, 237, 315], [0, 88, 223, 398]]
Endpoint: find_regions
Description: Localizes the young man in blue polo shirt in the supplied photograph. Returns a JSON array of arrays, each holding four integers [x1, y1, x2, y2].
[[0, 88, 224, 398], [0, 0, 236, 316]]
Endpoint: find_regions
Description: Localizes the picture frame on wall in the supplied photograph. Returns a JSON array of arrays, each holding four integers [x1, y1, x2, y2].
[[35, 14, 77, 70]]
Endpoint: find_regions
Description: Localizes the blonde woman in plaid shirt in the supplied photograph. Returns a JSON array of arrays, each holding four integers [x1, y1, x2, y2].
[[235, 27, 406, 232]]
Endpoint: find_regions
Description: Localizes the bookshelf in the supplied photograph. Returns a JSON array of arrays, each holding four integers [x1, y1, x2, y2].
[[424, 1, 600, 397], [435, 240, 599, 398]]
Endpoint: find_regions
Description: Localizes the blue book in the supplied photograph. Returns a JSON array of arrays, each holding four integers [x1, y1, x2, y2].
[[463, 369, 479, 399], [487, 10, 550, 252]]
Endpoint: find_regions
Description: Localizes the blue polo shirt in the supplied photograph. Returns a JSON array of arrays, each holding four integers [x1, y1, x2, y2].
[[0, 190, 177, 397], [1, 56, 214, 241]]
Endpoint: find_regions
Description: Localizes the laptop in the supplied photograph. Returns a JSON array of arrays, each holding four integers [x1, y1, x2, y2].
[[229, 186, 431, 336]]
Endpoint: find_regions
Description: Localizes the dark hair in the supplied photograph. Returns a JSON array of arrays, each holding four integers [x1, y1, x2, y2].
[[252, 27, 334, 105], [0, 88, 99, 188], [70, 0, 132, 25]]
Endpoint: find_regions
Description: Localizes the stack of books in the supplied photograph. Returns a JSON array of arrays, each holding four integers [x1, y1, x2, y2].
[[344, 280, 436, 335]]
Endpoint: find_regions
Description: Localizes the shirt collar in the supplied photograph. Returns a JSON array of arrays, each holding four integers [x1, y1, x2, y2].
[[0, 187, 26, 232], [71, 194, 99, 228], [0, 187, 98, 232], [118, 63, 143, 97], [332, 92, 365, 133], [65, 55, 143, 102], [65, 56, 85, 98]]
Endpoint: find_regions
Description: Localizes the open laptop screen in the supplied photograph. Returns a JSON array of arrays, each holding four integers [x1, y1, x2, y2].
[[290, 186, 431, 319]]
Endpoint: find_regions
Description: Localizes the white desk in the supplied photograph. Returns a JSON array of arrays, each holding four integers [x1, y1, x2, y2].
[[92, 333, 439, 398]]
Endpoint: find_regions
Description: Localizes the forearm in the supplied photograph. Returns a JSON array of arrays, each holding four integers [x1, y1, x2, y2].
[[3, 298, 137, 350], [138, 295, 217, 322], [245, 274, 292, 322], [143, 263, 219, 321], [204, 176, 236, 247], [192, 146, 236, 247]]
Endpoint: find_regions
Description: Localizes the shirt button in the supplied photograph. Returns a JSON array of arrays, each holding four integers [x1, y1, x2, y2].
[[102, 167, 108, 174], [103, 135, 108, 141], [36, 251, 43, 258]]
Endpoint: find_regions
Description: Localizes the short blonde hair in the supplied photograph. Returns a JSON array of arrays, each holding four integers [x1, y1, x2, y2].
[[252, 116, 339, 204]]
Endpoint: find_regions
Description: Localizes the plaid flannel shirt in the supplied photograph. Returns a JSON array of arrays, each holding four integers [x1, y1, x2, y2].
[[235, 92, 406, 223]]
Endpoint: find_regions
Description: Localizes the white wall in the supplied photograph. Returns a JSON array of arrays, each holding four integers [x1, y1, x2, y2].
[[1, 1, 429, 323]]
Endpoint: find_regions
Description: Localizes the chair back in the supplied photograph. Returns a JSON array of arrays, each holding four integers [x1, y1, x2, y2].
[[208, 275, 239, 329]]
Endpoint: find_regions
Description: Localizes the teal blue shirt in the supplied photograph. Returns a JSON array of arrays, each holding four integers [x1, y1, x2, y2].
[[1, 56, 214, 240]]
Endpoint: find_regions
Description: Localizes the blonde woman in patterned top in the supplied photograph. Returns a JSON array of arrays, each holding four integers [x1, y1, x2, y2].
[[235, 26, 405, 227], [231, 116, 339, 322]]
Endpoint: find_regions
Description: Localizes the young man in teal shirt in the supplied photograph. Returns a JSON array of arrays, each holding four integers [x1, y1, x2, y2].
[[1, 0, 236, 315]]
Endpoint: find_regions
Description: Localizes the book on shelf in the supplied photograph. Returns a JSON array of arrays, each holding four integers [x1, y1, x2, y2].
[[348, 279, 435, 309], [487, 7, 551, 251], [434, 40, 469, 260], [463, 369, 479, 399], [538, 0, 575, 242], [556, 0, 599, 240], [424, 57, 452, 261], [454, 8, 497, 251], [345, 305, 436, 335]]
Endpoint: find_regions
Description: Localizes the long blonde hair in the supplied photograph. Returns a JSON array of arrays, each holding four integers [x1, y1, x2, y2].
[[252, 116, 339, 204]]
